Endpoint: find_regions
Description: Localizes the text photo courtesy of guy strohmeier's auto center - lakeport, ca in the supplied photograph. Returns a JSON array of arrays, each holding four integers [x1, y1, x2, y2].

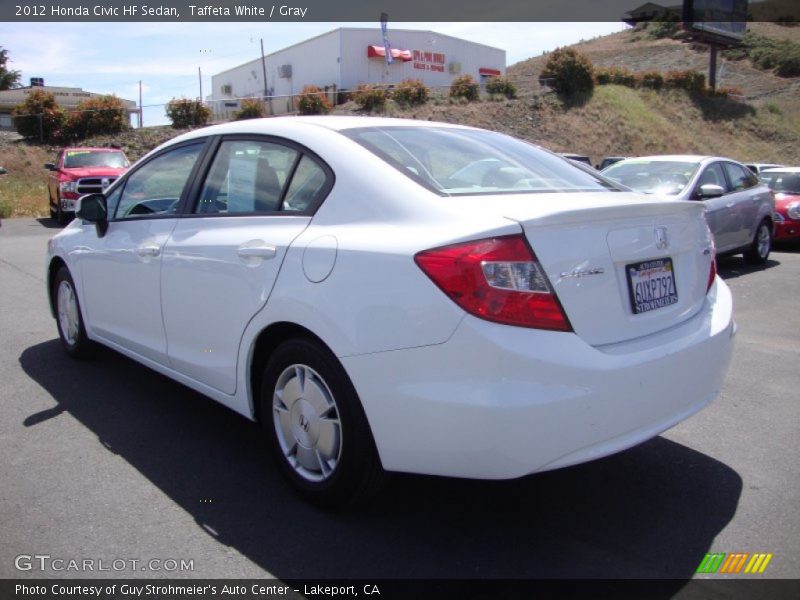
[[1, 0, 800, 598]]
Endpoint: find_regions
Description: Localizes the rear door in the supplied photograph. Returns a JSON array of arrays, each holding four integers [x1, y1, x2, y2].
[[160, 136, 333, 395], [721, 161, 766, 247]]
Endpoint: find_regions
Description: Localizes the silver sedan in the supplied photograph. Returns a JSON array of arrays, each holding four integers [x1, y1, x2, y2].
[[602, 155, 775, 263]]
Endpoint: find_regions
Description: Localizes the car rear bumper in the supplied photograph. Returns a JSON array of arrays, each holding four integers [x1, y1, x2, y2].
[[774, 220, 800, 241], [342, 278, 735, 479]]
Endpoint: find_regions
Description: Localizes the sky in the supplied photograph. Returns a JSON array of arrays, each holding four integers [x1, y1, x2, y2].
[[0, 22, 627, 126]]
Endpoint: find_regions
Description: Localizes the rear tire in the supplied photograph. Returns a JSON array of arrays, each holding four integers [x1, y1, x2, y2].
[[744, 219, 771, 265], [260, 338, 384, 508], [53, 266, 94, 359]]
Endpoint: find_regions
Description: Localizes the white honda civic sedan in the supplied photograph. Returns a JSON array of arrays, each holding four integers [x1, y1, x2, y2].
[[47, 117, 735, 506]]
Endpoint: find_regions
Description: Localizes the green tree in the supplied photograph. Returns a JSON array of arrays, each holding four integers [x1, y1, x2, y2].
[[64, 95, 130, 139], [165, 98, 212, 128], [12, 89, 64, 141], [297, 85, 332, 115], [234, 98, 266, 120], [450, 75, 480, 101], [0, 47, 21, 90], [539, 47, 595, 100]]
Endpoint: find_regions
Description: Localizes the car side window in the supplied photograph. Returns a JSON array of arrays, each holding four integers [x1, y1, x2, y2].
[[115, 143, 203, 220], [723, 162, 756, 192], [105, 184, 123, 218], [696, 163, 729, 196], [282, 156, 327, 212], [195, 140, 299, 214]]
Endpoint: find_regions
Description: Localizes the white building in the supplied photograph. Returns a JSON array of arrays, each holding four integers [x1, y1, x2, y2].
[[210, 28, 506, 119]]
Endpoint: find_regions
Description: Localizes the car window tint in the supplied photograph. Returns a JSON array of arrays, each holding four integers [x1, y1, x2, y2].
[[696, 163, 729, 193], [723, 162, 756, 191], [343, 126, 614, 196], [602, 160, 698, 195], [196, 140, 299, 214], [282, 156, 327, 212], [115, 143, 203, 220], [762, 172, 800, 194]]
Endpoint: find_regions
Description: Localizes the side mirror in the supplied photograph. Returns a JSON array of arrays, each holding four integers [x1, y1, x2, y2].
[[44, 163, 57, 171], [75, 194, 109, 237], [0, 167, 7, 175], [697, 184, 725, 199]]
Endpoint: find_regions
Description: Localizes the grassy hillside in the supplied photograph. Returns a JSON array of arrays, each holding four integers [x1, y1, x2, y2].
[[1, 24, 799, 218]]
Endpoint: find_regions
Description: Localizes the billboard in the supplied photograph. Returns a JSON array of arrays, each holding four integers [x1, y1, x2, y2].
[[682, 0, 748, 43]]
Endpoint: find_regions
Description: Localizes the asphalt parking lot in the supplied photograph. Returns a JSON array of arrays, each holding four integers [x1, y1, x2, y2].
[[1, 217, 798, 589]]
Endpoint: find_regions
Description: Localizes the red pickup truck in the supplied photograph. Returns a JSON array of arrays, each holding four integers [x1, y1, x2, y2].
[[45, 147, 130, 225]]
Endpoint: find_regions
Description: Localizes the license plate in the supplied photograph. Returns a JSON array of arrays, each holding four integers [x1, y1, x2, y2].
[[626, 258, 678, 314]]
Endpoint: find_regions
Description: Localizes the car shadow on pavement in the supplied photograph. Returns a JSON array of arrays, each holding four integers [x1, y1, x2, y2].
[[716, 256, 780, 280], [35, 217, 63, 229], [20, 340, 742, 588]]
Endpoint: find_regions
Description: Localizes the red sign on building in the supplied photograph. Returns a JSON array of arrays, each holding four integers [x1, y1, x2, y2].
[[413, 50, 446, 72]]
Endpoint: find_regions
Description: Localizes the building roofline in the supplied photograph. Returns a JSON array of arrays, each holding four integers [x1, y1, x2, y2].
[[212, 27, 505, 79]]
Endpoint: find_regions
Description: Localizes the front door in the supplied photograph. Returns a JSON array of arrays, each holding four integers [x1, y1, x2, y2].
[[78, 142, 206, 364]]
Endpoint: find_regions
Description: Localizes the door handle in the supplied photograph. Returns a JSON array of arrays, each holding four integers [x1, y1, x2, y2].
[[237, 241, 277, 259], [726, 202, 735, 208], [136, 243, 161, 257]]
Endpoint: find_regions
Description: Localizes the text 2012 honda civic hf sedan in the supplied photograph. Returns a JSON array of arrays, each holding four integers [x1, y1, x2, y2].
[[47, 117, 735, 506]]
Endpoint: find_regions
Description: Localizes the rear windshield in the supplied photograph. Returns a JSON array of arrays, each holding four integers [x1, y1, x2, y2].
[[64, 150, 129, 169], [761, 171, 800, 194], [602, 160, 700, 195], [341, 126, 615, 196]]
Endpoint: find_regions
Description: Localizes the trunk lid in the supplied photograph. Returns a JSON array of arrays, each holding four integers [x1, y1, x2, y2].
[[453, 192, 714, 346]]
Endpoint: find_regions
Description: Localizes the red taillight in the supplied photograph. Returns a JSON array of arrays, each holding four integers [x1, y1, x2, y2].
[[707, 258, 717, 293], [414, 235, 572, 331]]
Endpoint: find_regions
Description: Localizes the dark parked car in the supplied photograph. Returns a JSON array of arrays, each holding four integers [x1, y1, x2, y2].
[[560, 153, 593, 167], [597, 156, 627, 170]]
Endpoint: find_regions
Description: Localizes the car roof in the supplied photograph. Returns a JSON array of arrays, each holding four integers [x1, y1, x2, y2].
[[169, 116, 474, 144], [63, 147, 125, 152], [762, 166, 800, 173], [616, 155, 716, 163]]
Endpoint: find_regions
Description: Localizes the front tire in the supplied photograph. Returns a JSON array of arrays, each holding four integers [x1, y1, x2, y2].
[[53, 266, 94, 358], [261, 338, 383, 507], [744, 219, 772, 265]]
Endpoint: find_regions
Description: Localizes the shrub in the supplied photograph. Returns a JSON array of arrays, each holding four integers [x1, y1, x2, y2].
[[595, 67, 636, 87], [539, 47, 595, 98], [296, 85, 332, 115], [708, 86, 743, 99], [63, 95, 130, 139], [644, 18, 681, 40], [640, 71, 664, 90], [485, 76, 517, 99], [234, 98, 266, 120], [0, 198, 12, 219], [775, 50, 800, 77], [449, 74, 480, 101], [392, 79, 429, 106], [165, 98, 212, 128], [665, 70, 706, 92], [724, 32, 800, 78], [352, 83, 388, 111], [12, 89, 65, 141]]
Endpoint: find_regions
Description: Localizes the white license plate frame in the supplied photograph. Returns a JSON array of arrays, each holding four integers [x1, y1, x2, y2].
[[626, 258, 679, 315]]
